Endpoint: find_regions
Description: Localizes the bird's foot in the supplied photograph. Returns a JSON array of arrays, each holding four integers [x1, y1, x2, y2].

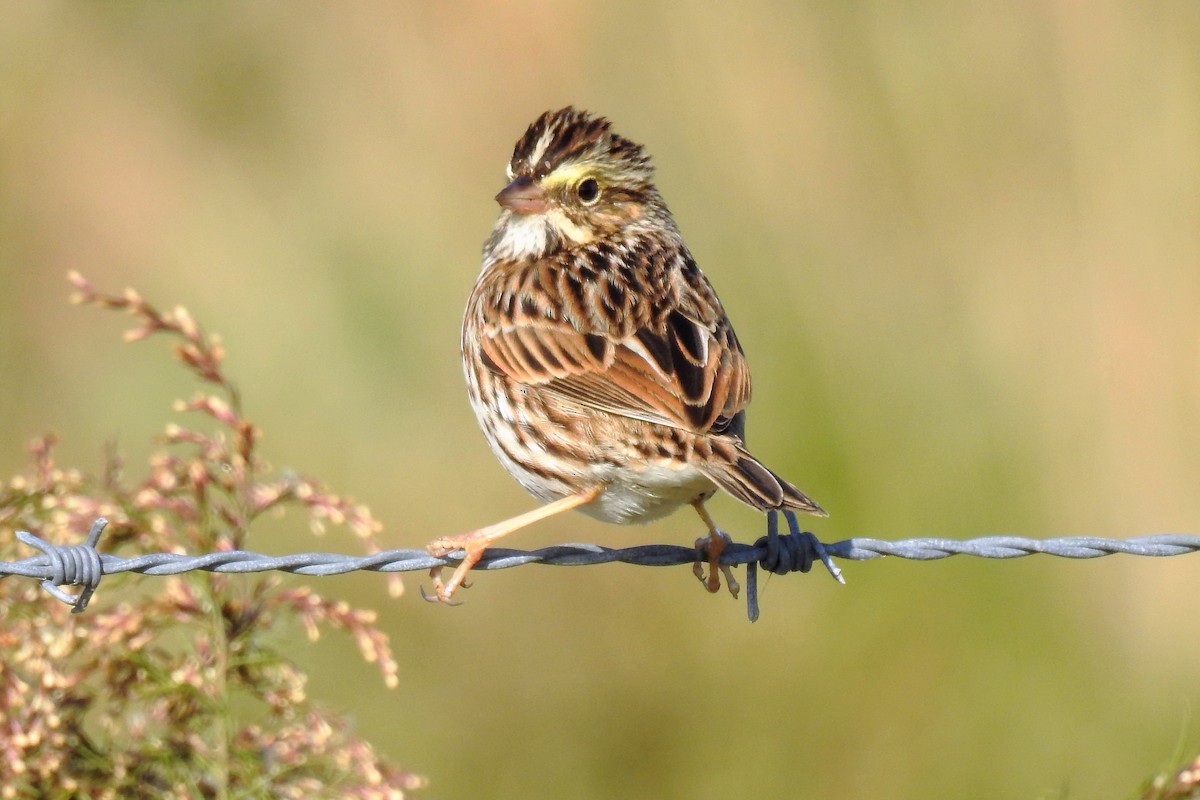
[[421, 488, 604, 605], [693, 530, 740, 599], [423, 533, 487, 604]]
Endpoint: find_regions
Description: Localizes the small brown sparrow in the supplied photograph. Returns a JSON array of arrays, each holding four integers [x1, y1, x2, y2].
[[426, 107, 824, 603]]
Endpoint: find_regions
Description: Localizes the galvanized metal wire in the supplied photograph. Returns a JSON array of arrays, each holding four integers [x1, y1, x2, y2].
[[4, 514, 1199, 621]]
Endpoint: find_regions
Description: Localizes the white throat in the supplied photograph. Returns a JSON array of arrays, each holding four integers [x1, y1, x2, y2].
[[489, 210, 595, 262], [490, 213, 551, 261]]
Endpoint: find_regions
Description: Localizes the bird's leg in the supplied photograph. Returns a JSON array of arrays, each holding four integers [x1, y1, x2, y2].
[[691, 500, 739, 598], [424, 486, 602, 603]]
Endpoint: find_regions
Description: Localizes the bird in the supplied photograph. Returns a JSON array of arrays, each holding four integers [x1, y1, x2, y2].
[[425, 107, 825, 603]]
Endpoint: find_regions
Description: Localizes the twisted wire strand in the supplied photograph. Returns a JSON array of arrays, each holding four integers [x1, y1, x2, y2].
[[4, 515, 1199, 621]]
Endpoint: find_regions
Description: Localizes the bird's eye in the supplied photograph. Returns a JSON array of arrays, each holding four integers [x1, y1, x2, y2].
[[576, 177, 600, 204]]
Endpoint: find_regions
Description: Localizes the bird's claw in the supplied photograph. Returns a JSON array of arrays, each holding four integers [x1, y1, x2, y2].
[[420, 583, 463, 606], [694, 530, 740, 599], [422, 543, 478, 605], [420, 566, 466, 605]]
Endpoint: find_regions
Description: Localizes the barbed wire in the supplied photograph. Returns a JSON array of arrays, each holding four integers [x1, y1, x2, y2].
[[4, 513, 1199, 621]]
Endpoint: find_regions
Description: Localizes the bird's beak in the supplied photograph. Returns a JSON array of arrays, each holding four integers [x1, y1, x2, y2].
[[495, 176, 549, 214]]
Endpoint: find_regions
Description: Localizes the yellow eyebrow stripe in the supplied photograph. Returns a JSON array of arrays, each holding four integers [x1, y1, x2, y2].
[[542, 163, 591, 189]]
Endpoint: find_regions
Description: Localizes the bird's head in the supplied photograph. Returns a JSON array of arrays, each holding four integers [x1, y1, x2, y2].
[[485, 107, 671, 262]]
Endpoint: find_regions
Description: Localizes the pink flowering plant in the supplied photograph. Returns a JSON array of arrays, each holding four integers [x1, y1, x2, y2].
[[0, 274, 423, 799]]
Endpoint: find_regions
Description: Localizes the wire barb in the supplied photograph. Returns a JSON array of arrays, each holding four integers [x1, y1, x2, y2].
[[13, 517, 108, 613], [3, 518, 1199, 621], [744, 510, 846, 622]]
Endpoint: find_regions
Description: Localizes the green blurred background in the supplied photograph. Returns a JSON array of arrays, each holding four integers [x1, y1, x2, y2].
[[3, 2, 1199, 797]]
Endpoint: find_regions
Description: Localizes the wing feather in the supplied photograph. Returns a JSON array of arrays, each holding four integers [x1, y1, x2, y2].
[[471, 246, 751, 436]]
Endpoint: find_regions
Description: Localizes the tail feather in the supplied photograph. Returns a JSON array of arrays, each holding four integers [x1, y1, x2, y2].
[[699, 442, 826, 516]]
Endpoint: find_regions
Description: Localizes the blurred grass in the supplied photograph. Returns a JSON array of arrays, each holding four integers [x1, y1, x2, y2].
[[2, 2, 1199, 798]]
